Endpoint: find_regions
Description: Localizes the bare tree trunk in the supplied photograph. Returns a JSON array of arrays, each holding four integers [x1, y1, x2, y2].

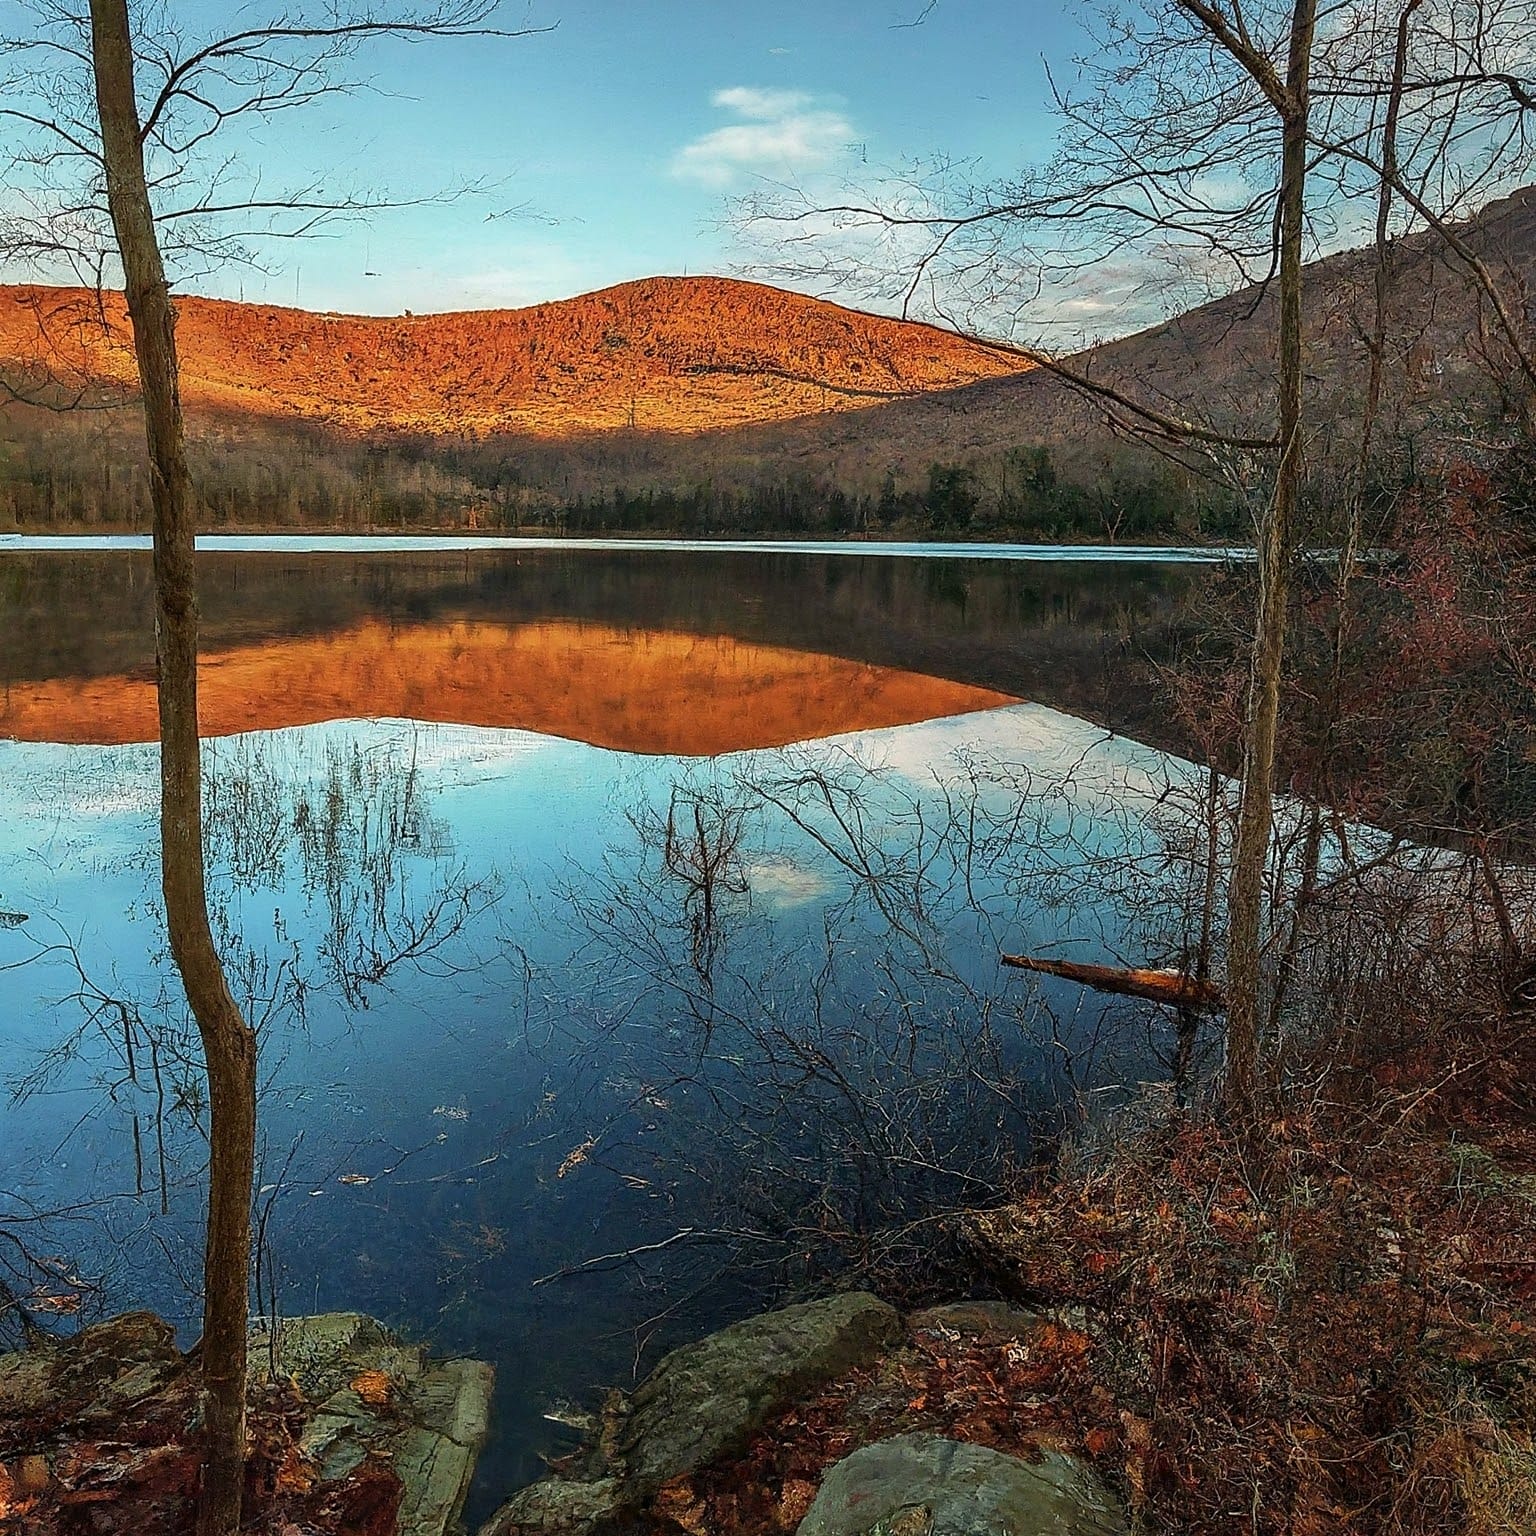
[[1223, 0, 1318, 1122], [87, 6, 256, 1533], [1265, 798, 1323, 1041], [1353, 0, 1422, 522]]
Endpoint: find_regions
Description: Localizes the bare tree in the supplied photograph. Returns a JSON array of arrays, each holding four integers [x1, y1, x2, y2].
[[0, 2, 544, 1530], [745, 0, 1321, 1119], [1194, 0, 1319, 1120], [86, 13, 257, 1526], [740, 0, 1536, 1120]]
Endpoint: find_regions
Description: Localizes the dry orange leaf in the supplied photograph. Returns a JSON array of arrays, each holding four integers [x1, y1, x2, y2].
[[29, 1291, 82, 1314], [0, 1462, 23, 1523], [273, 1448, 317, 1496], [1084, 1427, 1117, 1457], [652, 1478, 710, 1536], [558, 1139, 596, 1179], [352, 1369, 394, 1407]]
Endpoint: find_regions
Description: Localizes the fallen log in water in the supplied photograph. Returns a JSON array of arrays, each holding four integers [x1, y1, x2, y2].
[[1001, 952, 1226, 1011]]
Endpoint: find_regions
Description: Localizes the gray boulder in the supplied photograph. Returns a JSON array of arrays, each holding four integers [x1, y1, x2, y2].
[[0, 1312, 182, 1423], [478, 1476, 626, 1536], [0, 1310, 490, 1536], [797, 1433, 1128, 1536], [479, 1291, 902, 1535], [618, 1290, 902, 1492]]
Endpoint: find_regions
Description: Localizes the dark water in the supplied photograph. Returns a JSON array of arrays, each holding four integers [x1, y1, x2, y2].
[[0, 547, 1201, 737], [0, 546, 1212, 1519]]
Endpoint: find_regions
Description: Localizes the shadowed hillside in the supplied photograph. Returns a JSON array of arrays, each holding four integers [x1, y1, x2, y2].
[[732, 184, 1536, 483]]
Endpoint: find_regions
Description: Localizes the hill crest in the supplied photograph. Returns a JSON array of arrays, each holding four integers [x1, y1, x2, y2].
[[0, 274, 1029, 437]]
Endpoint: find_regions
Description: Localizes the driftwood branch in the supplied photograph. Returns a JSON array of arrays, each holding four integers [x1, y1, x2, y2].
[[531, 1226, 707, 1288], [1001, 952, 1227, 1012]]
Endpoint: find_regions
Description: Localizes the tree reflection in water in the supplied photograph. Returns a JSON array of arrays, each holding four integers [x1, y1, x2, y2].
[[2, 724, 502, 1335], [2, 704, 1232, 1493], [204, 730, 498, 1011], [543, 725, 1225, 1300]]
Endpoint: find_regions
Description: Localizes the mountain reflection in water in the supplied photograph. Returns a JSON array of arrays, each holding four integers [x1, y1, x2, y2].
[[0, 619, 1018, 752], [0, 546, 1203, 756]]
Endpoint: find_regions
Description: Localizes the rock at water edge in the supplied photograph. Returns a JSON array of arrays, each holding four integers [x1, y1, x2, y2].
[[478, 1476, 627, 1536], [797, 1432, 1128, 1536], [618, 1290, 902, 1492], [252, 1313, 493, 1536]]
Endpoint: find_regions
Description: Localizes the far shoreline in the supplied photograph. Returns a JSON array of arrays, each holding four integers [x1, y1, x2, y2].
[[1, 530, 1256, 562]]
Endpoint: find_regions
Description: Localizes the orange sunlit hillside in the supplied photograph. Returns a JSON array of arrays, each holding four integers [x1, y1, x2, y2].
[[0, 278, 1030, 437], [0, 620, 1019, 754]]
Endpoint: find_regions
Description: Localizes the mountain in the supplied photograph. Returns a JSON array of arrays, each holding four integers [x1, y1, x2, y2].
[[3, 186, 1533, 534], [0, 275, 1028, 437]]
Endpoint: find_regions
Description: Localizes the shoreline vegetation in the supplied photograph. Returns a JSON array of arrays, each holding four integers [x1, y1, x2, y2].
[[0, 448, 1228, 549], [6, 1067, 1532, 1536]]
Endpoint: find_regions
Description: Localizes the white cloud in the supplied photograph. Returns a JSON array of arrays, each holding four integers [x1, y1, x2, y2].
[[672, 86, 856, 189], [449, 259, 599, 309], [713, 85, 813, 119]]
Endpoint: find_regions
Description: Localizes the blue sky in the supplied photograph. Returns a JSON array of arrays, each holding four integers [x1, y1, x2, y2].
[[190, 2, 1092, 316]]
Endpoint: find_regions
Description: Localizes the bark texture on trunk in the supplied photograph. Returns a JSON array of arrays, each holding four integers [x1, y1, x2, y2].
[[1222, 0, 1318, 1122], [87, 7, 257, 1534]]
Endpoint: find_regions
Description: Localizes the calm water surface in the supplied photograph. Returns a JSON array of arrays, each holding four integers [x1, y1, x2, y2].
[[0, 544, 1214, 1517]]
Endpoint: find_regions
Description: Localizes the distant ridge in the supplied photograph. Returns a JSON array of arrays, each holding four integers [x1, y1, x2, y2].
[[724, 184, 1536, 480], [4, 187, 1533, 534], [0, 274, 1029, 437]]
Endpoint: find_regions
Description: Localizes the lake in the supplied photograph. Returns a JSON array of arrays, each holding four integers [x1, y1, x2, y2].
[[0, 540, 1217, 1520]]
